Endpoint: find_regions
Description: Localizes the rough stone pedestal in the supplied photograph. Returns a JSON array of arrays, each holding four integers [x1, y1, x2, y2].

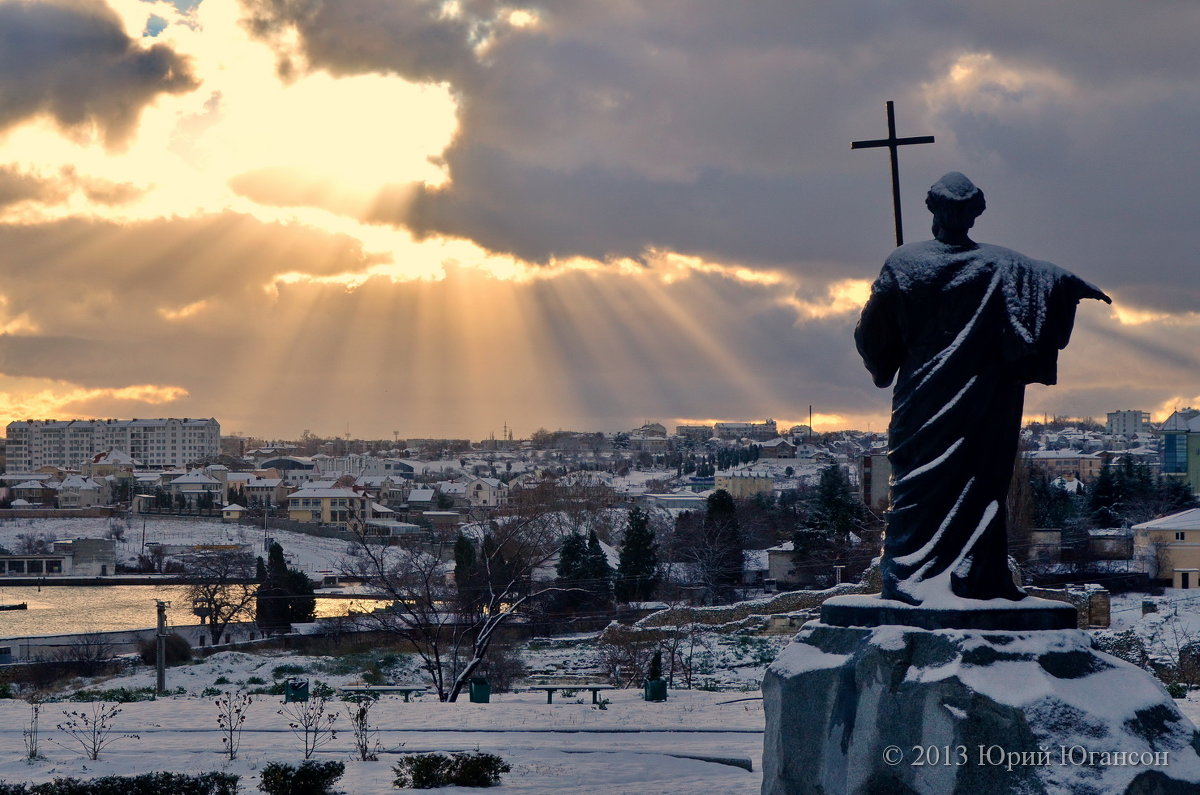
[[762, 622, 1200, 794]]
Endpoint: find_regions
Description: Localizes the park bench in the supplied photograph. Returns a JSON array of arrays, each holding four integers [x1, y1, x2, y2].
[[337, 684, 426, 702], [528, 683, 616, 704]]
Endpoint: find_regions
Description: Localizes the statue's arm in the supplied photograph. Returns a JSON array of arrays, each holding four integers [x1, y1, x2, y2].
[[1076, 280, 1111, 305], [854, 270, 903, 388]]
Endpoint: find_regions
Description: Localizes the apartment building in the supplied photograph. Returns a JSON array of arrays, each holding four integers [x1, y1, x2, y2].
[[5, 418, 220, 470]]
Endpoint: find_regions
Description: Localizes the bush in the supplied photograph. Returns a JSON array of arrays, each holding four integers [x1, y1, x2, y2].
[[137, 634, 192, 667], [258, 761, 345, 795], [0, 772, 239, 794], [67, 687, 158, 703], [1167, 682, 1188, 699], [247, 681, 286, 696], [271, 664, 307, 679], [392, 752, 510, 789]]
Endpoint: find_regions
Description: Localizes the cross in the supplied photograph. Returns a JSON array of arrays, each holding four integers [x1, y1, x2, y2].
[[852, 100, 935, 246]]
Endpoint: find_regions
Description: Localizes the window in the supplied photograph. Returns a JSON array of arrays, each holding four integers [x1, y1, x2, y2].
[[1177, 531, 1187, 542], [1164, 435, 1188, 474]]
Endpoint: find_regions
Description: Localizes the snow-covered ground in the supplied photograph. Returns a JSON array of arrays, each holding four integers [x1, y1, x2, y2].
[[0, 516, 355, 576], [0, 650, 764, 794]]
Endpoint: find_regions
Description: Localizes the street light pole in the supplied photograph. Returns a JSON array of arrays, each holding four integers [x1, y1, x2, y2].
[[155, 600, 170, 695]]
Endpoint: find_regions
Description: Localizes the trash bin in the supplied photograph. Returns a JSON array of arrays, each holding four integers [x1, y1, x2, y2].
[[469, 677, 491, 703], [643, 678, 668, 702], [284, 678, 309, 703]]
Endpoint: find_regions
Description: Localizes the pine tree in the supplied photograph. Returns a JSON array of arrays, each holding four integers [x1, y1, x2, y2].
[[556, 533, 586, 580], [454, 533, 482, 615], [554, 533, 588, 612], [703, 489, 743, 601], [255, 542, 289, 633], [256, 542, 315, 631], [584, 530, 613, 604], [284, 568, 316, 624], [806, 464, 864, 543], [616, 506, 659, 602]]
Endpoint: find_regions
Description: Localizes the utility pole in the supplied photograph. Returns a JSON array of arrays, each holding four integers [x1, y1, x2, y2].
[[155, 600, 170, 695]]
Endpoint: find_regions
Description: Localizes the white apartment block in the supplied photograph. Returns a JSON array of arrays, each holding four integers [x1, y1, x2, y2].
[[5, 418, 220, 471], [1106, 410, 1151, 437]]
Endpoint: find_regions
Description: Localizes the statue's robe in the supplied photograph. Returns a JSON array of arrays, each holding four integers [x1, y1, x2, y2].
[[855, 240, 1107, 605]]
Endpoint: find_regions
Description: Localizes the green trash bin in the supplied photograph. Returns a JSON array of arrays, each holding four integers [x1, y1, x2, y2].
[[643, 678, 668, 702], [284, 678, 309, 703], [469, 677, 491, 703]]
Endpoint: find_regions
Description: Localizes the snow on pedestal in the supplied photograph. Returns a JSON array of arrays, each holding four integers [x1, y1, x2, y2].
[[762, 622, 1200, 794]]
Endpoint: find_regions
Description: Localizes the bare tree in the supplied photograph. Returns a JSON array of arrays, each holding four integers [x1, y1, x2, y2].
[[344, 488, 575, 702], [184, 548, 258, 645], [54, 703, 138, 761], [278, 694, 338, 760]]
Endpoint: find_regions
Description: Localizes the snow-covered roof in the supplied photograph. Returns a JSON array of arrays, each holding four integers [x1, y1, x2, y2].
[[170, 472, 220, 485], [221, 504, 246, 512], [407, 488, 436, 502], [1133, 509, 1200, 532], [91, 449, 141, 466], [288, 487, 363, 499], [57, 475, 99, 490], [245, 477, 283, 487]]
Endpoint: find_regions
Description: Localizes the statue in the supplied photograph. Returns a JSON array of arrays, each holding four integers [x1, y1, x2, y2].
[[855, 172, 1110, 606]]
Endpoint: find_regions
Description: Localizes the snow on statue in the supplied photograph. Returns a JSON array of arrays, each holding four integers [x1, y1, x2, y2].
[[855, 172, 1110, 606]]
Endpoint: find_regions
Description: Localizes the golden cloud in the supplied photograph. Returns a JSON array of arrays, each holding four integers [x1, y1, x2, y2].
[[0, 375, 188, 426]]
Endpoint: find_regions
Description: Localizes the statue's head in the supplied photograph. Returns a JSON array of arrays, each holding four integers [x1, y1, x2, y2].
[[926, 172, 985, 244]]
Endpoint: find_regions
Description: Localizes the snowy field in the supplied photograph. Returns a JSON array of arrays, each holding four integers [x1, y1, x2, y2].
[[0, 516, 356, 576], [0, 651, 764, 794]]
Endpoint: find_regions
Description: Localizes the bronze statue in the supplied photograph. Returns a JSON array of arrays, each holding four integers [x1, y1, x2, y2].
[[855, 172, 1110, 606]]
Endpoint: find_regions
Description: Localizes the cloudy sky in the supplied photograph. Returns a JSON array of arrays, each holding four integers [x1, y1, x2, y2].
[[0, 0, 1197, 441]]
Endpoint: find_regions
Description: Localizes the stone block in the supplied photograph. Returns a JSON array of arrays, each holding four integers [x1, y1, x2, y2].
[[762, 623, 1200, 794]]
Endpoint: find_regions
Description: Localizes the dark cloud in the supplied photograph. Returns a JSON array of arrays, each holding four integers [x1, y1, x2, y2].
[[0, 0, 198, 148], [239, 0, 1200, 314], [241, 0, 484, 83]]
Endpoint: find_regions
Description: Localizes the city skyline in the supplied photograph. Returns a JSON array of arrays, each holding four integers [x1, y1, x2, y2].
[[1, 2, 1198, 440]]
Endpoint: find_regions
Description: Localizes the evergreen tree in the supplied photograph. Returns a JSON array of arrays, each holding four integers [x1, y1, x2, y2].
[[255, 556, 267, 583], [256, 542, 289, 633], [703, 489, 743, 601], [1087, 465, 1119, 525], [805, 464, 864, 543], [454, 533, 482, 614], [584, 530, 613, 604], [556, 533, 586, 580], [256, 542, 315, 632], [554, 533, 589, 612], [284, 568, 316, 624], [1162, 476, 1199, 514], [616, 506, 659, 602]]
